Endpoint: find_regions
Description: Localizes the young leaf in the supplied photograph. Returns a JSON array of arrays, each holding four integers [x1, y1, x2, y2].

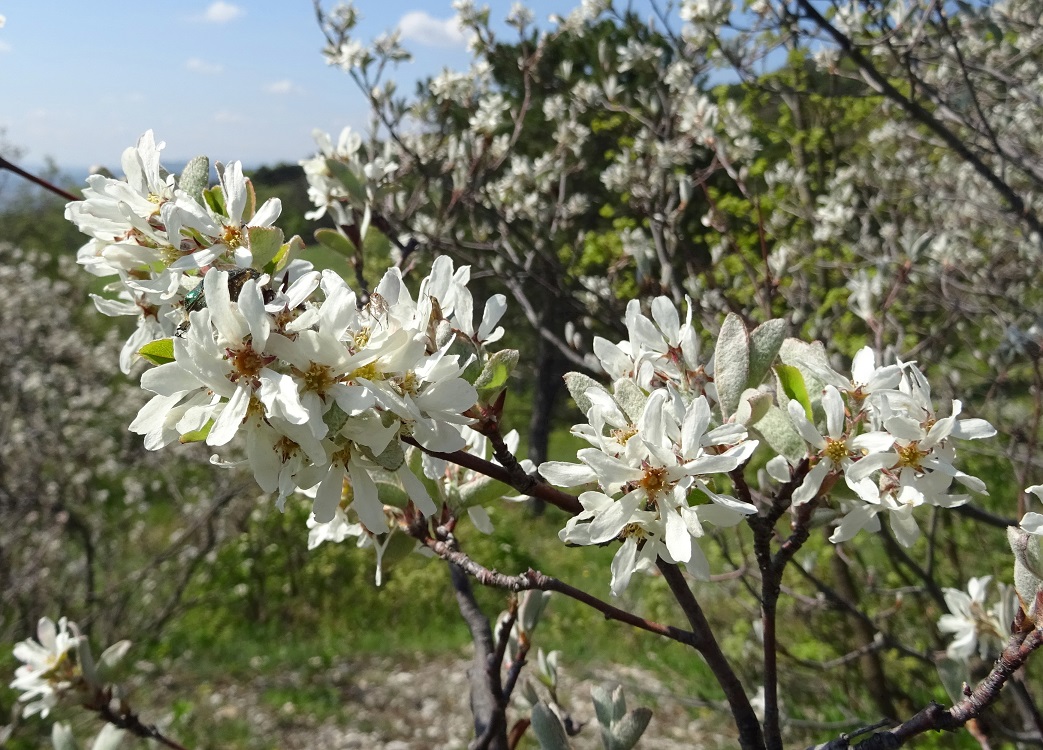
[[366, 439, 406, 472], [326, 159, 368, 204], [373, 480, 410, 509], [752, 404, 807, 466], [315, 227, 356, 258], [531, 702, 571, 750], [714, 313, 750, 420], [179, 420, 213, 444], [179, 155, 210, 203], [248, 225, 285, 270], [202, 185, 226, 217], [591, 684, 615, 728], [1008, 526, 1043, 617], [50, 723, 80, 750], [564, 371, 608, 414], [139, 338, 175, 366], [610, 707, 653, 750], [935, 657, 971, 705], [475, 349, 519, 396], [268, 234, 305, 274], [775, 364, 812, 420], [748, 319, 786, 386], [613, 378, 647, 423]]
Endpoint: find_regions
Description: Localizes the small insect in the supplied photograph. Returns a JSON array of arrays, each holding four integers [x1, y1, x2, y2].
[[366, 292, 390, 327], [178, 267, 264, 333]]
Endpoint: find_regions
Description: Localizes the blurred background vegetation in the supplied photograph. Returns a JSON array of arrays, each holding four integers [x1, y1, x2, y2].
[[0, 1, 1039, 742]]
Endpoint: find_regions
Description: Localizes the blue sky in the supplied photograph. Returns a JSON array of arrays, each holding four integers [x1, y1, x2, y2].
[[0, 1, 576, 172]]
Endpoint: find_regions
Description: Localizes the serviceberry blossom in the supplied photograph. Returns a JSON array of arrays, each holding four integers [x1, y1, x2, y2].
[[65, 134, 513, 540], [543, 296, 756, 594], [10, 617, 83, 718], [937, 576, 1013, 661], [592, 296, 713, 397], [788, 356, 996, 546], [787, 384, 894, 505]]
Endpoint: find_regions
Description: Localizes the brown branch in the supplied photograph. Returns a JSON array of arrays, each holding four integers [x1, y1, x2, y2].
[[86, 689, 190, 750], [451, 559, 509, 750], [657, 560, 766, 750], [415, 531, 700, 647], [823, 627, 1043, 749], [0, 156, 80, 202], [403, 436, 583, 515]]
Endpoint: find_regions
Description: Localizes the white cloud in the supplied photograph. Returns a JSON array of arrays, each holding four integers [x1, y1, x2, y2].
[[265, 79, 302, 95], [196, 1, 245, 23], [185, 57, 223, 74], [0, 41, 10, 54], [398, 11, 466, 48]]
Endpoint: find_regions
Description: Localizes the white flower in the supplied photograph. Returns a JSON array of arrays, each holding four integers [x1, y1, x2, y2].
[[307, 506, 364, 549], [806, 346, 902, 409], [787, 385, 894, 505], [10, 617, 83, 718], [173, 160, 282, 269], [135, 269, 307, 448], [938, 576, 1011, 661], [546, 388, 754, 588]]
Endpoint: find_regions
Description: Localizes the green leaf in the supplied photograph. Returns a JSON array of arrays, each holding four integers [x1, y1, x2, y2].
[[202, 185, 226, 217], [179, 156, 210, 203], [531, 702, 571, 750], [366, 439, 406, 472], [139, 338, 175, 366], [459, 475, 513, 507], [611, 707, 653, 750], [323, 402, 349, 435], [248, 226, 284, 270], [179, 420, 213, 444], [564, 371, 608, 414], [374, 480, 410, 509], [714, 313, 750, 420], [315, 227, 356, 257], [269, 234, 305, 274], [752, 404, 806, 466], [612, 378, 647, 423], [778, 338, 829, 419], [475, 349, 519, 396], [326, 159, 368, 204], [748, 319, 786, 387], [775, 364, 812, 420]]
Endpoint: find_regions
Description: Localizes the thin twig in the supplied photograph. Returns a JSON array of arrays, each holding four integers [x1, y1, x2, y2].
[[0, 156, 79, 202]]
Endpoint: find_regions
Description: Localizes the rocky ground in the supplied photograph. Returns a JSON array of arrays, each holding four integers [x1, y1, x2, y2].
[[147, 650, 740, 749]]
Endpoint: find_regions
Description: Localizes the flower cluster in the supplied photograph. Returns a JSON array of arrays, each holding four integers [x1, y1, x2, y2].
[[541, 297, 757, 595], [788, 347, 996, 546], [66, 133, 507, 533]]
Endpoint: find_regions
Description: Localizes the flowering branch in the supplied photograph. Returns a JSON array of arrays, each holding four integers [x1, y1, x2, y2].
[[793, 0, 1043, 237], [87, 689, 191, 750], [411, 519, 700, 648], [403, 437, 582, 515], [812, 623, 1043, 749]]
